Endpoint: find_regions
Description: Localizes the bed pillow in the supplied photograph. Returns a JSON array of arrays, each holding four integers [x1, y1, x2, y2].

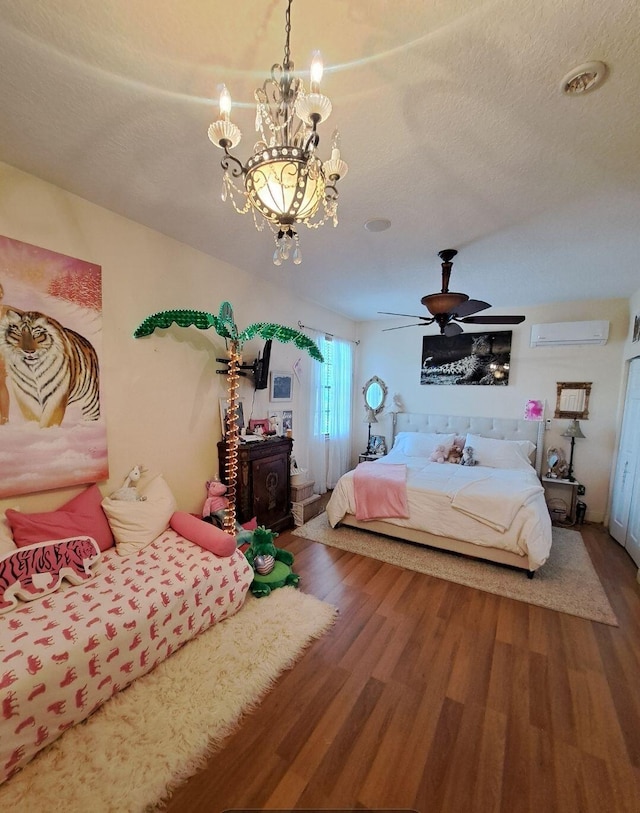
[[0, 536, 101, 614], [393, 432, 456, 458], [465, 434, 536, 470], [0, 514, 17, 555], [6, 484, 115, 552], [170, 512, 237, 557], [102, 474, 177, 556]]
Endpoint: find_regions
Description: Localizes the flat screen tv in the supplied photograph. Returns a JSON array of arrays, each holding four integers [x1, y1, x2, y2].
[[253, 340, 272, 390]]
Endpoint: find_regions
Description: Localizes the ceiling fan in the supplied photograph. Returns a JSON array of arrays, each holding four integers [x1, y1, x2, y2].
[[379, 249, 526, 336]]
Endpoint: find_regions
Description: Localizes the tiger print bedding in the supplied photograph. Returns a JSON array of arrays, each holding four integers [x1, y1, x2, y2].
[[0, 529, 253, 784]]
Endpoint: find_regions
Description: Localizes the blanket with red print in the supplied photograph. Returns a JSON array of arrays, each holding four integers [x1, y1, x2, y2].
[[0, 529, 252, 783]]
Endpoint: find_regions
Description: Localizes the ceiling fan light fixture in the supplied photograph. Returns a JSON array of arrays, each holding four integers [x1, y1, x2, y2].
[[421, 291, 468, 316], [379, 249, 525, 335]]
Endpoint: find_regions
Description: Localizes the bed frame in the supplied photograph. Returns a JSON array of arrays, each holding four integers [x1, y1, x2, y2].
[[340, 413, 545, 576]]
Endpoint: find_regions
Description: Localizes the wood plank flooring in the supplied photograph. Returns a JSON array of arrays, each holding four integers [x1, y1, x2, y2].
[[163, 522, 640, 813]]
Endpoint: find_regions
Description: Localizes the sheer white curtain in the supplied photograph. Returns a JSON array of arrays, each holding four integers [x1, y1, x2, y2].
[[307, 333, 353, 494]]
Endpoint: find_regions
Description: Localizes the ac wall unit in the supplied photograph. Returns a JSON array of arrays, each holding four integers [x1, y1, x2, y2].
[[530, 320, 609, 347]]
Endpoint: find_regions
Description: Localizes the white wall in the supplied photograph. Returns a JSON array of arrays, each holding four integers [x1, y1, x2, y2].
[[355, 299, 629, 522], [0, 162, 355, 516]]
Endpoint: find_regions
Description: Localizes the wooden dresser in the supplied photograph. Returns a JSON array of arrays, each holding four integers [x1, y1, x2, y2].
[[217, 436, 293, 532]]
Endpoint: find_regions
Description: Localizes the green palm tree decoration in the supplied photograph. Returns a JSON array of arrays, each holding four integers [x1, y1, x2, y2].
[[134, 302, 323, 536]]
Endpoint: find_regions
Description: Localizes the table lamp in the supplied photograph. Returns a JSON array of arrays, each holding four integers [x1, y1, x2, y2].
[[561, 419, 585, 482], [364, 407, 378, 454]]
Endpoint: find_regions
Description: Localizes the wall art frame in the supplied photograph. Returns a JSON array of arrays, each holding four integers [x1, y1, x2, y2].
[[219, 397, 246, 436], [270, 371, 293, 402], [0, 234, 108, 498], [420, 331, 513, 386]]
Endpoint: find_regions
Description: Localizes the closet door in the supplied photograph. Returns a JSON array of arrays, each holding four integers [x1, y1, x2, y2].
[[609, 357, 640, 565]]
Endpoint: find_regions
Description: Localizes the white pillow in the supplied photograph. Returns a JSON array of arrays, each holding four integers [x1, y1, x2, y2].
[[102, 474, 177, 556], [0, 513, 17, 555], [465, 434, 535, 470], [393, 432, 456, 458]]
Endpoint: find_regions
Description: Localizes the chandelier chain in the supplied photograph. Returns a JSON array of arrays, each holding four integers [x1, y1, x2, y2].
[[283, 0, 292, 69]]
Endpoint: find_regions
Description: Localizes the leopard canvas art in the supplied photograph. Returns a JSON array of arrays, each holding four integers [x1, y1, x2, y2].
[[421, 331, 513, 386]]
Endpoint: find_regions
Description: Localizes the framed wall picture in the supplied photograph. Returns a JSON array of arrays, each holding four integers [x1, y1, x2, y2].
[[0, 234, 108, 499], [421, 331, 513, 386], [270, 371, 293, 402], [219, 398, 246, 436]]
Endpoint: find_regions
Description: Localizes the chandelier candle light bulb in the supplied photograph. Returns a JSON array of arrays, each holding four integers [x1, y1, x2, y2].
[[219, 85, 232, 120], [310, 51, 323, 93]]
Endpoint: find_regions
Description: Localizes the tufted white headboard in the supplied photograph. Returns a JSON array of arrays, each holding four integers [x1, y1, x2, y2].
[[393, 413, 544, 474]]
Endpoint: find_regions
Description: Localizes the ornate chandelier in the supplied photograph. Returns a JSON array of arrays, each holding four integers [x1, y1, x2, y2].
[[207, 0, 347, 265]]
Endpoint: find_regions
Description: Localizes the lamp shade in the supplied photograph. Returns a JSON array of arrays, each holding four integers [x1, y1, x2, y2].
[[245, 152, 326, 224], [562, 419, 586, 439], [364, 407, 378, 424]]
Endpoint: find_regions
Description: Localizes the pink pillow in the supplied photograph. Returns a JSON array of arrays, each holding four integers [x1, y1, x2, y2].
[[170, 511, 236, 557], [6, 484, 114, 552]]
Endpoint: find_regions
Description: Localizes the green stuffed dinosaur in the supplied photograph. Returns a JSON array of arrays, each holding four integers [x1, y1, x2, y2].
[[243, 526, 300, 597]]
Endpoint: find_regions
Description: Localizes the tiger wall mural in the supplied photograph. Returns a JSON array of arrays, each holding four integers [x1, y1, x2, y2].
[[0, 235, 108, 499], [0, 309, 100, 427]]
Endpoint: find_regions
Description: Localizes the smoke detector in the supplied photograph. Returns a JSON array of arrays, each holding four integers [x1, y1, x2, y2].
[[560, 61, 608, 96]]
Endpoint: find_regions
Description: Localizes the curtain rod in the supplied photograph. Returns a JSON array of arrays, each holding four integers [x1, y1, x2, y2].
[[297, 321, 360, 345]]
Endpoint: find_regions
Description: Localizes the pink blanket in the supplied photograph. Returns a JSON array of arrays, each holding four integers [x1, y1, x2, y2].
[[353, 462, 409, 521]]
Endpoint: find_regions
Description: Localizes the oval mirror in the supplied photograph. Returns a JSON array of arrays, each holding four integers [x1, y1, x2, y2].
[[363, 376, 388, 415]]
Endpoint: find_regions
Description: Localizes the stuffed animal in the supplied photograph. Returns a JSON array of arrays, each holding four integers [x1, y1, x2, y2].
[[461, 446, 477, 466], [201, 479, 254, 545], [202, 479, 229, 518], [110, 465, 147, 501], [429, 444, 448, 464], [243, 526, 300, 597], [447, 443, 463, 465]]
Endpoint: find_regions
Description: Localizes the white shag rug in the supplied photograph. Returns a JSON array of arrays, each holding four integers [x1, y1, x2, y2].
[[294, 514, 618, 626], [0, 587, 337, 812]]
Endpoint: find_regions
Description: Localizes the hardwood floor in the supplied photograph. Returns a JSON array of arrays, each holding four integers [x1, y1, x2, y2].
[[164, 522, 640, 813]]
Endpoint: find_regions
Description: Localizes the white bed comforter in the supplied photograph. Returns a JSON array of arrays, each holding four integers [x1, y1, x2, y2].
[[326, 453, 552, 570]]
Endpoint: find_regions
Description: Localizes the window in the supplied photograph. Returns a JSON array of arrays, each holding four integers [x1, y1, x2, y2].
[[308, 333, 353, 492], [318, 335, 334, 436], [314, 334, 352, 439]]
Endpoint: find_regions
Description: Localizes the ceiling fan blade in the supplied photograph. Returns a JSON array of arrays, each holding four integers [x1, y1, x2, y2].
[[378, 311, 429, 320], [383, 323, 431, 332], [444, 322, 464, 337], [461, 315, 526, 325], [449, 299, 491, 318]]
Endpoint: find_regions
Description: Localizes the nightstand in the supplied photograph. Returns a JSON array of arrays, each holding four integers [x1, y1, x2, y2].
[[541, 476, 580, 525], [359, 453, 383, 462]]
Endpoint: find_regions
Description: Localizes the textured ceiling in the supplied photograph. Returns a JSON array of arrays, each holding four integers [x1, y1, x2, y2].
[[0, 0, 639, 322]]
